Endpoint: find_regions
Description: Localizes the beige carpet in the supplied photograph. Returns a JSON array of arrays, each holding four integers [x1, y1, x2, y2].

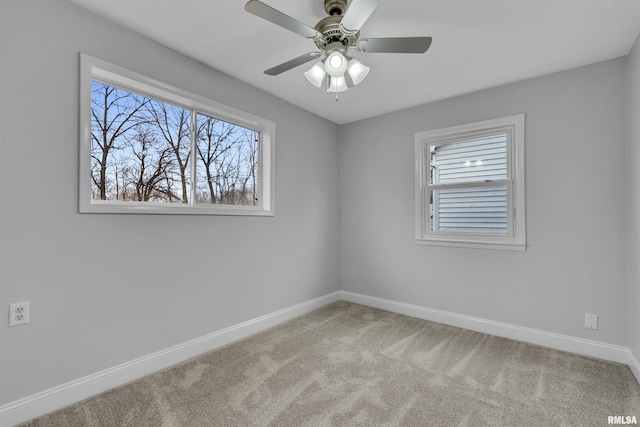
[[20, 301, 640, 426]]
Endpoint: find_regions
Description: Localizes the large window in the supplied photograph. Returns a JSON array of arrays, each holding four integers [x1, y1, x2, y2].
[[415, 115, 525, 250], [79, 54, 275, 215]]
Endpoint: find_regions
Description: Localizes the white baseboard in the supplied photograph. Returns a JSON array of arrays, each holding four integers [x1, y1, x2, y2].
[[0, 292, 341, 427], [339, 291, 633, 366]]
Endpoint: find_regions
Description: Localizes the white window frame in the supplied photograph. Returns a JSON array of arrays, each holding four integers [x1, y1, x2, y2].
[[79, 53, 275, 216], [414, 114, 526, 251]]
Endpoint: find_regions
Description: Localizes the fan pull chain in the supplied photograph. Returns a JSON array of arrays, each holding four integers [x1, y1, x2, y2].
[[325, 77, 339, 101]]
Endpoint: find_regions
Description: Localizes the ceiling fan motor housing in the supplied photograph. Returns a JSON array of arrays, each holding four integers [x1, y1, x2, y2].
[[314, 1, 359, 51]]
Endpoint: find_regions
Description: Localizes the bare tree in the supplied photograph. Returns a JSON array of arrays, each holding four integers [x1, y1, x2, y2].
[[237, 129, 259, 204], [145, 100, 191, 203], [196, 115, 258, 205], [90, 83, 149, 200], [91, 83, 258, 206], [120, 128, 175, 202], [196, 115, 235, 204]]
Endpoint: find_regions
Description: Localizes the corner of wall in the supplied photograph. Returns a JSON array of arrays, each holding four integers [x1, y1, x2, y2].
[[627, 31, 640, 376]]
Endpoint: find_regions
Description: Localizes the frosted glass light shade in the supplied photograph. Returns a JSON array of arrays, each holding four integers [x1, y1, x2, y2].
[[325, 52, 348, 77], [347, 58, 370, 85], [304, 62, 326, 88], [327, 75, 348, 93]]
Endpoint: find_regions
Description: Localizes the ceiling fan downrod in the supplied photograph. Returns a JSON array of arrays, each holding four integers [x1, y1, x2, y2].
[[324, 0, 347, 16]]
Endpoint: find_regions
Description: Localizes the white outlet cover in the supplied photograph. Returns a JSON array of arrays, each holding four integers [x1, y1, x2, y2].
[[585, 313, 598, 330], [9, 301, 30, 326]]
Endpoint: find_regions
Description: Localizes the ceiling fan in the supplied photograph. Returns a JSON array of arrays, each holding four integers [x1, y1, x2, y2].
[[244, 0, 432, 95]]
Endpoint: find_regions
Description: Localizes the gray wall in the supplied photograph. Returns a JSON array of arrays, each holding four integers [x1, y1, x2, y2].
[[339, 58, 629, 345], [628, 34, 640, 365], [0, 0, 340, 404]]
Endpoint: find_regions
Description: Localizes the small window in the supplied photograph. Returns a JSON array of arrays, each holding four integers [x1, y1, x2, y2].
[[415, 115, 525, 250], [79, 54, 275, 215]]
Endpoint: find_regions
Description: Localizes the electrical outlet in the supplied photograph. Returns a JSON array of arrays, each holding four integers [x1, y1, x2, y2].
[[9, 301, 30, 327], [585, 313, 598, 330]]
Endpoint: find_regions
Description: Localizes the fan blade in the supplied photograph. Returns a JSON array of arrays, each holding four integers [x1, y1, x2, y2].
[[357, 37, 432, 53], [339, 0, 381, 33], [245, 0, 322, 40], [264, 52, 321, 76]]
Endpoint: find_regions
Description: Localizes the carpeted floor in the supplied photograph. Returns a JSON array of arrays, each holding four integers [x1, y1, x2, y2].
[[20, 301, 640, 426]]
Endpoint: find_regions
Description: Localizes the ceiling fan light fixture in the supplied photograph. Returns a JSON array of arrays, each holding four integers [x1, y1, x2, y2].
[[304, 61, 327, 87], [347, 58, 370, 85], [327, 75, 348, 93], [325, 51, 348, 77]]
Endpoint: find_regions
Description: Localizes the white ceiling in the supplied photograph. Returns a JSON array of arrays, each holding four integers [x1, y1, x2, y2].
[[71, 0, 640, 124]]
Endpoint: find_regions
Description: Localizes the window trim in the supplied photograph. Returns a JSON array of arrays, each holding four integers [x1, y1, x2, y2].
[[79, 53, 275, 216], [414, 114, 526, 251]]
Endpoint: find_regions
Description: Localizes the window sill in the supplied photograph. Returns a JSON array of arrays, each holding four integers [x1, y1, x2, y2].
[[80, 201, 274, 216], [416, 237, 526, 251]]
